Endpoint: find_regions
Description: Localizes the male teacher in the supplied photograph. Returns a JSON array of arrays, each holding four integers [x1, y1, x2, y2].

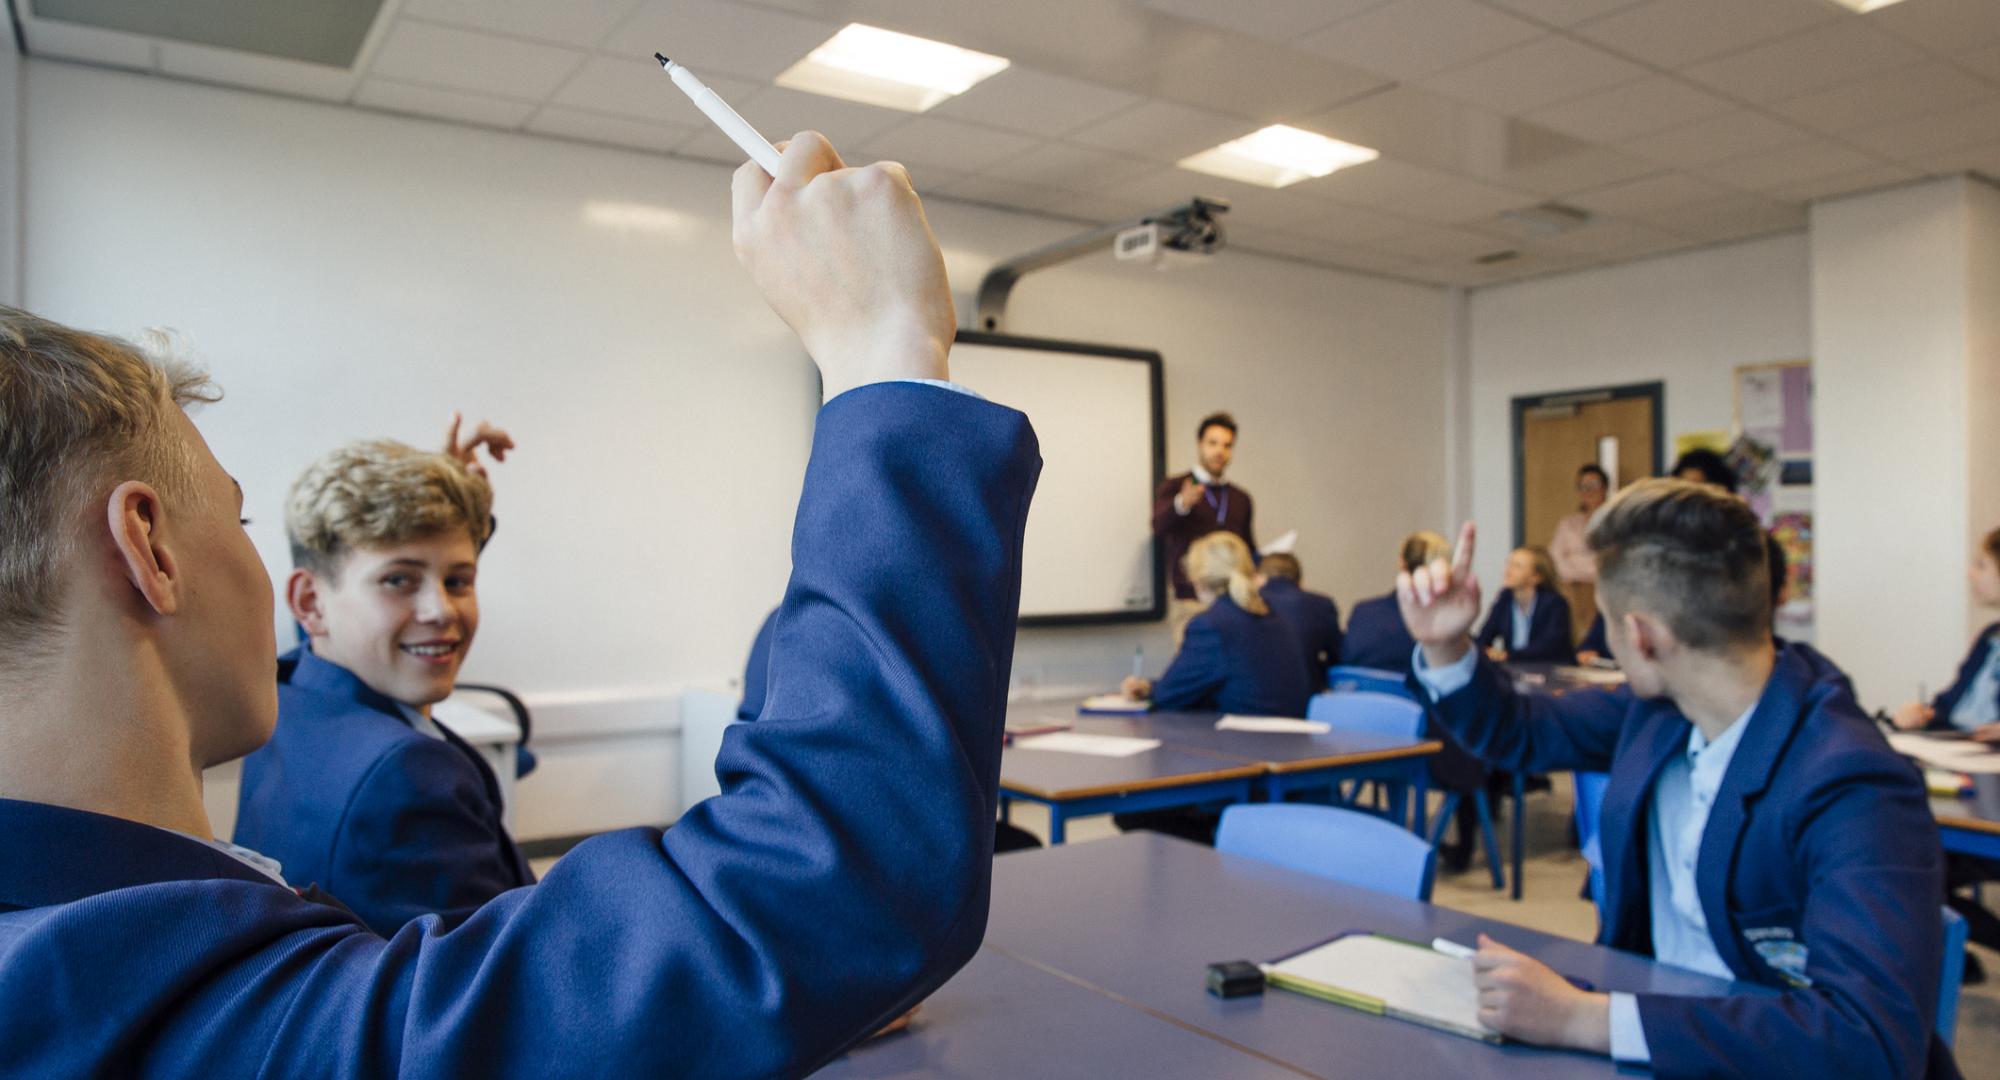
[[1152, 412, 1255, 632]]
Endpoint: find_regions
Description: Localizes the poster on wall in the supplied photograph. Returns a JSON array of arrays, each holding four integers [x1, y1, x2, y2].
[[1733, 360, 1813, 634]]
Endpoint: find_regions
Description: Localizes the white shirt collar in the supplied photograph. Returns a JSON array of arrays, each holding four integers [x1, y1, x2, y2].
[[1192, 463, 1224, 486], [159, 826, 288, 885]]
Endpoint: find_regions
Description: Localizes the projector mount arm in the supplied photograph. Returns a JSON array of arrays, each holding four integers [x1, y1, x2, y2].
[[970, 196, 1230, 332]]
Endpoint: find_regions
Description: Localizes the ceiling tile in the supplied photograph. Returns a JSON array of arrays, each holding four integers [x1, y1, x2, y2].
[[729, 86, 909, 151], [369, 21, 587, 100], [1954, 43, 2000, 82], [1134, 35, 1391, 120], [1417, 35, 1651, 115], [398, 0, 648, 49], [552, 56, 761, 126], [930, 173, 1072, 212], [1067, 100, 1260, 164], [1135, 0, 1388, 43], [1910, 140, 2000, 178], [1298, 0, 1545, 82], [1360, 222, 1518, 261], [983, 142, 1159, 192], [1307, 86, 1498, 172], [1038, 190, 1159, 224], [1289, 200, 1426, 243], [1525, 76, 1735, 142], [21, 18, 155, 70], [354, 78, 540, 130], [1769, 63, 1996, 135], [1482, 0, 1648, 28], [1289, 158, 1459, 207], [612, 0, 839, 81], [854, 116, 1044, 174], [1541, 219, 1691, 256], [157, 41, 355, 102], [1617, 109, 1818, 167], [525, 106, 696, 153], [1844, 98, 2000, 159], [1867, 0, 2000, 55], [1695, 140, 1884, 192], [1570, 0, 1836, 69], [1463, 132, 1660, 195], [930, 68, 1145, 138], [1679, 21, 1924, 104], [1760, 163, 1920, 203], [1568, 172, 1739, 217], [1635, 193, 1806, 239], [1361, 172, 1541, 226]]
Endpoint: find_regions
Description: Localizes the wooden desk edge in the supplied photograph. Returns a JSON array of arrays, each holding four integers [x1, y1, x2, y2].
[[1263, 740, 1444, 775], [1938, 812, 2000, 837], [1001, 762, 1267, 802]]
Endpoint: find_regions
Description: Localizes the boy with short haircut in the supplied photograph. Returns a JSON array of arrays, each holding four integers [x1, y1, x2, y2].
[[232, 435, 532, 935], [1398, 480, 1958, 1078], [0, 132, 1042, 1077]]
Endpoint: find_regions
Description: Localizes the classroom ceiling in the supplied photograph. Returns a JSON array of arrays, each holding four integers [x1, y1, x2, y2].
[[15, 0, 2000, 287]]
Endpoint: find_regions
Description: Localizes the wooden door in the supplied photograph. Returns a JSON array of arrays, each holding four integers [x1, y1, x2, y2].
[[1518, 391, 1658, 640]]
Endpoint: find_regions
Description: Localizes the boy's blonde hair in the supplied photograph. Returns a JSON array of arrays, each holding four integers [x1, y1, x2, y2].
[[1399, 530, 1450, 573], [286, 440, 492, 580], [0, 306, 218, 655], [1183, 531, 1267, 616]]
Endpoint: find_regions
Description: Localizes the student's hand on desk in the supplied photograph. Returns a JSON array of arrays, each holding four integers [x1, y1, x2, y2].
[[1398, 521, 1482, 669], [870, 1004, 921, 1039], [1575, 649, 1601, 666], [1121, 676, 1151, 700], [1972, 723, 2000, 744], [1471, 935, 1610, 1055], [1890, 701, 1935, 731], [731, 131, 954, 402], [443, 413, 515, 481]]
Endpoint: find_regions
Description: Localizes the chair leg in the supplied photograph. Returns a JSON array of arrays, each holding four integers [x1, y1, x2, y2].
[[1474, 791, 1504, 891], [1428, 792, 1461, 849], [1411, 776, 1430, 836], [1511, 772, 1526, 901]]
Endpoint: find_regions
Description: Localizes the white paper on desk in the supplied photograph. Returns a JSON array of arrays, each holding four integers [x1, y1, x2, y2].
[[1216, 715, 1332, 735], [1552, 665, 1628, 686], [1012, 732, 1161, 757], [1887, 732, 2000, 773], [1079, 693, 1150, 713], [1268, 934, 1493, 1040]]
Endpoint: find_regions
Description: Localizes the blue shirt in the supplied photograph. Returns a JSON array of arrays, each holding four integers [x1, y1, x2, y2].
[[1948, 634, 2000, 730]]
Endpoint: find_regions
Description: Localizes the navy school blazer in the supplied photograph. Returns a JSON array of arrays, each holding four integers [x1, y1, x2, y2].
[[1414, 645, 1958, 1079], [233, 646, 535, 936], [1474, 584, 1575, 664], [1151, 594, 1313, 718], [0, 383, 1041, 1078], [1260, 577, 1342, 687], [737, 607, 778, 722], [1929, 622, 2000, 730], [1340, 592, 1418, 673]]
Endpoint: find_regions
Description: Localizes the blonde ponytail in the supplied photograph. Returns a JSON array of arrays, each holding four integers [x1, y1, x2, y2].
[[1183, 532, 1268, 615]]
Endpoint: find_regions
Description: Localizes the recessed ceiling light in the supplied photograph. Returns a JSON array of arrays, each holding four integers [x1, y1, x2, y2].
[[1823, 0, 1911, 10], [775, 24, 1010, 113], [1176, 125, 1378, 189]]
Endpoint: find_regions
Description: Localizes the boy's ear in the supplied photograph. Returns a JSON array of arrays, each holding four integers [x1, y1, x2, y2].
[[106, 481, 180, 616], [1624, 610, 1669, 662], [287, 568, 328, 637]]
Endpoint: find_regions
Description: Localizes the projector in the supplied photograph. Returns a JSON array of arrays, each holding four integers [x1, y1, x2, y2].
[[1114, 222, 1216, 269]]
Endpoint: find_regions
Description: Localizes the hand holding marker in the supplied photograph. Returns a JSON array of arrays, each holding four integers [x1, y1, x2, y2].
[[656, 53, 784, 176]]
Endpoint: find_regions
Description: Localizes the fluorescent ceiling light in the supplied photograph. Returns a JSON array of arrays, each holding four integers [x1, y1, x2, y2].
[[1177, 125, 1379, 189], [776, 24, 1010, 113], [1823, 0, 1910, 10], [583, 201, 696, 236]]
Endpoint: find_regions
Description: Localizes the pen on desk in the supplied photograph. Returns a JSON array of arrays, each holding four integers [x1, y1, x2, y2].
[[1431, 937, 1475, 960], [655, 53, 783, 176]]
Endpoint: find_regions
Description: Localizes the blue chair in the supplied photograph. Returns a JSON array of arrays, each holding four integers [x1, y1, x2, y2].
[[1217, 803, 1437, 901], [1572, 771, 1612, 918], [1307, 691, 1426, 827], [1940, 905, 1967, 1046], [1326, 665, 1413, 698]]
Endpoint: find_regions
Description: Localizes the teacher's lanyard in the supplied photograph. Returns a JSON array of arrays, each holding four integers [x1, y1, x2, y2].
[[1204, 485, 1228, 524]]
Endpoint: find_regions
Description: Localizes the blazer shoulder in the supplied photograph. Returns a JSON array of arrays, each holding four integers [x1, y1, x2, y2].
[[265, 684, 428, 778]]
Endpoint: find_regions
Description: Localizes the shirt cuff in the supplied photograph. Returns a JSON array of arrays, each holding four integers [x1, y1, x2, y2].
[[1608, 992, 1652, 1065], [900, 378, 984, 400], [1410, 643, 1478, 700]]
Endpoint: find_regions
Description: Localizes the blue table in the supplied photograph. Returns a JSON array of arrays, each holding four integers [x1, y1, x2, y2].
[[999, 738, 1263, 845], [978, 833, 1751, 1079], [1937, 777, 2000, 861]]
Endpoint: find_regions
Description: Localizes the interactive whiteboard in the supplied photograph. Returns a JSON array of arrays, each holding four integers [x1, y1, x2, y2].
[[949, 332, 1165, 625]]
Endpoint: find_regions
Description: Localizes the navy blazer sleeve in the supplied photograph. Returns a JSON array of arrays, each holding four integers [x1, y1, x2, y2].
[[1150, 617, 1227, 712], [1928, 626, 1997, 729], [1516, 589, 1574, 663], [331, 738, 529, 936], [1415, 654, 1627, 774], [1636, 744, 1946, 1079], [1475, 599, 1510, 651], [736, 608, 778, 723], [0, 385, 1042, 1079]]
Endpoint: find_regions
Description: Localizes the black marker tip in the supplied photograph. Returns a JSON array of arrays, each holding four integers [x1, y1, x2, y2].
[[655, 53, 671, 66]]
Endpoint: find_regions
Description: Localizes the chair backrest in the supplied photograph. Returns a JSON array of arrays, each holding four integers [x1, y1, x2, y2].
[[1325, 665, 1413, 698], [1939, 905, 1967, 1046], [1218, 803, 1437, 900], [1572, 771, 1612, 917], [1307, 690, 1424, 740]]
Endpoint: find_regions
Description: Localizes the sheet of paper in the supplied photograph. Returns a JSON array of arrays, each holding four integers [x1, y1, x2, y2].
[[1887, 732, 2000, 773], [1216, 715, 1332, 734], [1011, 732, 1161, 757], [1552, 665, 1628, 685], [1260, 529, 1299, 556], [1270, 934, 1492, 1038], [1079, 693, 1149, 713]]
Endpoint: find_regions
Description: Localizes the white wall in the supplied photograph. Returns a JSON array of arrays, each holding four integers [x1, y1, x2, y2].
[[1812, 177, 2000, 708], [22, 60, 1450, 833], [1463, 235, 1812, 592], [1, 39, 20, 305]]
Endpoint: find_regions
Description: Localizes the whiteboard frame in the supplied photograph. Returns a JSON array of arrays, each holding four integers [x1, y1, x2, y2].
[[954, 329, 1167, 627]]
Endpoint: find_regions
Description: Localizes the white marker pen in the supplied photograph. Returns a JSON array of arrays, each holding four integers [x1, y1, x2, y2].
[[655, 53, 783, 176]]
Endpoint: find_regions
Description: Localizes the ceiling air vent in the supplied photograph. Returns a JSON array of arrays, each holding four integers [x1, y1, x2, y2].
[[1498, 202, 1591, 237], [1474, 249, 1521, 266]]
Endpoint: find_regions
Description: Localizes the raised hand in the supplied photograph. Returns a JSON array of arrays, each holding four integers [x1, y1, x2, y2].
[[1397, 521, 1482, 665], [1177, 475, 1205, 513], [730, 132, 954, 402], [443, 412, 515, 481]]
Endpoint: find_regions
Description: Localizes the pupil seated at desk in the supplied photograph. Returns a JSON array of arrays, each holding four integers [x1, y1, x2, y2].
[[233, 429, 535, 935], [1257, 552, 1342, 689], [1474, 545, 1573, 665], [1398, 480, 1957, 1078], [1121, 531, 1310, 718], [1339, 530, 1449, 673]]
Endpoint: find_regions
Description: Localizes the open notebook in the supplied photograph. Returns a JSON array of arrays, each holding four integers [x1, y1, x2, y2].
[[1263, 934, 1500, 1044]]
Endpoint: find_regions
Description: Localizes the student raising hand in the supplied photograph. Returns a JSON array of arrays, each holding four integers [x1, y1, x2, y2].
[[443, 412, 514, 480], [1397, 521, 1483, 665]]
